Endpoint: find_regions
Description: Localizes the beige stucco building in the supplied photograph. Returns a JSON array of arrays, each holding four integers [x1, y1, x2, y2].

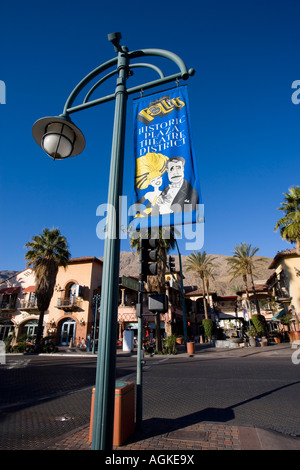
[[268, 248, 300, 319], [0, 257, 103, 348], [0, 256, 191, 349], [46, 257, 103, 347], [0, 268, 40, 341]]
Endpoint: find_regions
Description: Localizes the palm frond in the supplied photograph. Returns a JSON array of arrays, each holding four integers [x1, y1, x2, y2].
[[275, 186, 300, 250]]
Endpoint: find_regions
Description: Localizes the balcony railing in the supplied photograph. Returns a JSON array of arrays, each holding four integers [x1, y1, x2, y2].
[[0, 301, 16, 310], [20, 300, 38, 310], [56, 297, 82, 311]]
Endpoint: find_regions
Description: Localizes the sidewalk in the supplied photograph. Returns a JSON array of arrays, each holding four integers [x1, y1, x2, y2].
[[44, 342, 300, 451], [45, 421, 300, 451]]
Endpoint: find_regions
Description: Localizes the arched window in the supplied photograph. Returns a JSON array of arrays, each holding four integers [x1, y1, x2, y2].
[[65, 283, 77, 305], [0, 320, 14, 341], [20, 319, 39, 339]]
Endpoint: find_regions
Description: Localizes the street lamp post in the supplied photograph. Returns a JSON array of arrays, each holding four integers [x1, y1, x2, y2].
[[32, 32, 194, 450]]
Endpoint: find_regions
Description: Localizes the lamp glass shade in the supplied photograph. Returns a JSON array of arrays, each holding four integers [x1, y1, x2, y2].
[[42, 122, 75, 159], [33, 116, 85, 159]]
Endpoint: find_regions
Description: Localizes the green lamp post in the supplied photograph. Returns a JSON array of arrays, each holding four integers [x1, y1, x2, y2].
[[32, 32, 194, 450]]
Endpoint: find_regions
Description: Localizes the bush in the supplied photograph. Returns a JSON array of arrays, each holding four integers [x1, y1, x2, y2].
[[251, 314, 267, 337], [280, 314, 293, 327], [163, 334, 178, 354], [4, 333, 14, 352], [202, 318, 214, 341], [246, 326, 257, 337]]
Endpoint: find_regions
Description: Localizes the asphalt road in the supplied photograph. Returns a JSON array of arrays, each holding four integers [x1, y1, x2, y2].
[[141, 346, 300, 437], [0, 344, 299, 450], [0, 354, 135, 450]]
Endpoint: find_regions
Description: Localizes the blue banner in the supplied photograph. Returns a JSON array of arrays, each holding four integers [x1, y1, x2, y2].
[[129, 86, 201, 231]]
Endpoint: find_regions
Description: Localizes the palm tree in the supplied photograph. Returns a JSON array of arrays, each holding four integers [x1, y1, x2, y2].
[[185, 251, 217, 319], [226, 243, 266, 316], [25, 228, 70, 352], [130, 227, 176, 351], [274, 186, 300, 255], [204, 265, 216, 297]]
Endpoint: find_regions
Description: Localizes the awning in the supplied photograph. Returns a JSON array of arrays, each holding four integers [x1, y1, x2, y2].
[[22, 286, 35, 293], [216, 313, 239, 320], [0, 286, 20, 295], [271, 309, 286, 321]]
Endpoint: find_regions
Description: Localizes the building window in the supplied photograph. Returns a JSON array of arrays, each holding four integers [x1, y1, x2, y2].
[[0, 321, 14, 341], [1, 294, 17, 309], [20, 320, 39, 339], [65, 283, 77, 305]]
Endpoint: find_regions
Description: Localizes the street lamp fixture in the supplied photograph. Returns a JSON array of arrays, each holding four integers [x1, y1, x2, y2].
[[32, 114, 85, 160], [32, 32, 194, 450]]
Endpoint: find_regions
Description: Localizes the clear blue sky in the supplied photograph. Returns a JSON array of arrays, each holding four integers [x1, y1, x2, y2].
[[0, 0, 299, 271]]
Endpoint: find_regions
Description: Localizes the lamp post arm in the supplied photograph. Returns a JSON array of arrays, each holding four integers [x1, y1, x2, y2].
[[62, 48, 194, 116], [130, 63, 165, 79], [65, 70, 191, 115], [84, 69, 118, 103], [129, 48, 194, 79], [126, 71, 186, 97], [83, 63, 164, 104], [62, 56, 118, 115]]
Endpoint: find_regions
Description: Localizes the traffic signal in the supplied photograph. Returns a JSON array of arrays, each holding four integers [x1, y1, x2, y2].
[[148, 294, 169, 313], [169, 256, 176, 272], [139, 238, 159, 281]]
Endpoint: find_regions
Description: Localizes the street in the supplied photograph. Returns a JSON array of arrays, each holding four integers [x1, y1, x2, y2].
[[141, 345, 300, 437], [0, 354, 135, 450], [0, 344, 300, 450]]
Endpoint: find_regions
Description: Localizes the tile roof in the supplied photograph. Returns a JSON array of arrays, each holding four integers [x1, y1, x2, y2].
[[268, 248, 298, 269], [67, 257, 103, 264]]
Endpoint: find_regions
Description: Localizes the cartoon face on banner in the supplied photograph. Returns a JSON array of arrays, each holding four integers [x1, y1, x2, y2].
[[129, 86, 201, 230]]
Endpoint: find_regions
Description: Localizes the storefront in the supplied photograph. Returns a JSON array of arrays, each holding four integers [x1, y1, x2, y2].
[[122, 320, 165, 342], [59, 318, 77, 346]]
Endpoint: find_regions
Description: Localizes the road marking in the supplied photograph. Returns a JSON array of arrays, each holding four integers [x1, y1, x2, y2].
[[3, 359, 31, 369]]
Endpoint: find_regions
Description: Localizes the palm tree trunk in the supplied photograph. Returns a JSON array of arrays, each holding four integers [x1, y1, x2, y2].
[[249, 269, 261, 314], [205, 278, 210, 318], [34, 310, 45, 352], [201, 277, 208, 319], [296, 239, 300, 256], [243, 274, 252, 320]]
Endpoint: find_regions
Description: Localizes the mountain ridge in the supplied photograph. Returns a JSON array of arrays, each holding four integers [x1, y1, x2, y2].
[[0, 271, 19, 284], [0, 252, 274, 297], [118, 251, 273, 296]]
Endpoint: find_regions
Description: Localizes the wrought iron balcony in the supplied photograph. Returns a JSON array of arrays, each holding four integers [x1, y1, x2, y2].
[[56, 297, 82, 311], [0, 301, 17, 311], [19, 299, 38, 311]]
